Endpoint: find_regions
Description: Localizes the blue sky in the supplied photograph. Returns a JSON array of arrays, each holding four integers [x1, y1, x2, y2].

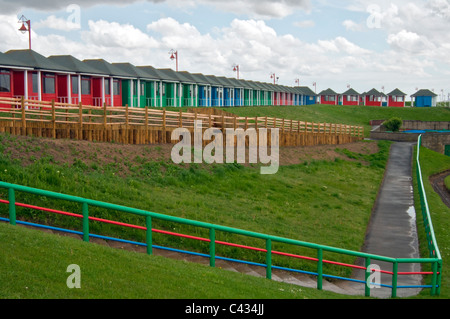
[[1, 0, 449, 99]]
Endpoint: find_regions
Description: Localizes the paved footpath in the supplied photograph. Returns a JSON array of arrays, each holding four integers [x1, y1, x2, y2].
[[344, 142, 423, 298]]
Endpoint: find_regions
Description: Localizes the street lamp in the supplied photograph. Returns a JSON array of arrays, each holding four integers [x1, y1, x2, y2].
[[232, 64, 240, 79], [270, 73, 278, 84], [169, 49, 178, 72], [295, 78, 300, 86], [18, 15, 31, 50], [313, 82, 317, 93]]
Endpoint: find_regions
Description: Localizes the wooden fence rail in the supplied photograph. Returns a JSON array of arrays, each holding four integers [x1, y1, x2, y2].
[[0, 97, 364, 147]]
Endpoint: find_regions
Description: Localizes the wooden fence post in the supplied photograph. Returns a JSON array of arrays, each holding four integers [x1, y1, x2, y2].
[[145, 107, 149, 143], [52, 100, 56, 138], [125, 104, 129, 144], [21, 96, 26, 136], [78, 102, 83, 140], [162, 108, 166, 144]]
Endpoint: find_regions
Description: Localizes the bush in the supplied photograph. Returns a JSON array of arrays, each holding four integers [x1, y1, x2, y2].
[[383, 117, 403, 132], [445, 175, 450, 192]]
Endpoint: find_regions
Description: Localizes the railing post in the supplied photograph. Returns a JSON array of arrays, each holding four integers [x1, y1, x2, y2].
[[429, 260, 437, 295], [209, 228, 215, 268], [391, 261, 398, 298], [436, 261, 442, 296], [146, 215, 152, 255], [8, 188, 16, 226], [266, 238, 272, 280], [317, 248, 323, 290], [365, 257, 371, 297], [82, 202, 89, 242]]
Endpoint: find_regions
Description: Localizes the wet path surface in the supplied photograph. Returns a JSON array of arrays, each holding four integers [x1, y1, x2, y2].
[[345, 142, 422, 298]]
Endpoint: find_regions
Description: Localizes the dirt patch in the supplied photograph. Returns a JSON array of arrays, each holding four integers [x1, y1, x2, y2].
[[279, 141, 379, 166], [1, 134, 379, 174], [429, 170, 450, 208]]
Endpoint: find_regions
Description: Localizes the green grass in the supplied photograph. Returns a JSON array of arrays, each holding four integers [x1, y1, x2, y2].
[[0, 132, 390, 279], [0, 221, 349, 299], [221, 104, 450, 137], [412, 146, 450, 299], [1, 104, 449, 299]]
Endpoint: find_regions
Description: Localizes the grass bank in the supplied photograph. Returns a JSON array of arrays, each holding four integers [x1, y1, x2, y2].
[[222, 105, 450, 137], [0, 132, 390, 278], [0, 221, 350, 299], [413, 146, 450, 299]]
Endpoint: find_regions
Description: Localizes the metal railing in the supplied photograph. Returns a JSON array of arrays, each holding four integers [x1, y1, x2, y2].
[[0, 172, 441, 297], [415, 135, 443, 294]]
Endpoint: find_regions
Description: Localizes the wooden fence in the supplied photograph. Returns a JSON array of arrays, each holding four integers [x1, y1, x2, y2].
[[0, 97, 364, 147]]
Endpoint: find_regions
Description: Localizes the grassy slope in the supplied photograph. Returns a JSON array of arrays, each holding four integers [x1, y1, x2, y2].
[[1, 104, 449, 299], [0, 132, 391, 277], [222, 105, 450, 137], [0, 222, 349, 299], [413, 146, 450, 299]]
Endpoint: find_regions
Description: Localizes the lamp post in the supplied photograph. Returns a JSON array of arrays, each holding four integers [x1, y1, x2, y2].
[[295, 78, 300, 86], [169, 49, 178, 71], [232, 64, 240, 79], [313, 82, 317, 93], [18, 15, 31, 50], [270, 73, 278, 84]]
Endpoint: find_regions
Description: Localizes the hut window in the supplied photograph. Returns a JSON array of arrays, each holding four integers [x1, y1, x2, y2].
[[0, 70, 11, 93], [113, 80, 120, 95], [32, 73, 39, 93], [43, 74, 55, 94], [81, 77, 91, 95], [105, 80, 110, 95], [71, 76, 79, 95]]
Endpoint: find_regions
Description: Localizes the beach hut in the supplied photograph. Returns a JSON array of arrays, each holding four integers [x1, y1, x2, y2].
[[190, 73, 213, 107], [340, 88, 360, 106], [48, 55, 107, 106], [178, 71, 201, 107], [204, 75, 225, 107], [83, 59, 135, 107], [0, 52, 33, 105], [411, 89, 437, 107], [243, 80, 264, 106], [5, 49, 73, 103], [112, 63, 160, 108], [215, 76, 236, 107], [318, 88, 338, 105], [153, 68, 183, 107], [294, 86, 317, 105], [363, 88, 385, 107], [136, 66, 165, 107], [226, 77, 244, 106], [387, 88, 407, 107]]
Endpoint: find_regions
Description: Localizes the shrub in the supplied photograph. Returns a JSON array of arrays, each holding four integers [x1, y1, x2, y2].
[[383, 117, 403, 132]]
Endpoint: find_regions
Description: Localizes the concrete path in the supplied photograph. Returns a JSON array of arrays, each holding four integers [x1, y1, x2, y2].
[[343, 142, 423, 298]]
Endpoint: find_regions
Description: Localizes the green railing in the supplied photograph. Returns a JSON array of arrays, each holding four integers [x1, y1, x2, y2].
[[1, 139, 443, 298], [416, 135, 443, 294]]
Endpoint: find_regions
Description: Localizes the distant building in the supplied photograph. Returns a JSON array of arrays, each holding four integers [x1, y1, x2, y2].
[[318, 88, 338, 105], [363, 88, 386, 107], [340, 88, 360, 106], [411, 89, 438, 107], [387, 88, 407, 107]]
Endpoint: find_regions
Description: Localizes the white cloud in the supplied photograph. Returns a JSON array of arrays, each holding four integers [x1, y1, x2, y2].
[[0, 0, 311, 19], [294, 20, 315, 28], [34, 15, 81, 31], [342, 19, 362, 31]]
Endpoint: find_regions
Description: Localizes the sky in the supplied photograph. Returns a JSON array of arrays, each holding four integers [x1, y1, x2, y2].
[[1, 0, 449, 99]]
